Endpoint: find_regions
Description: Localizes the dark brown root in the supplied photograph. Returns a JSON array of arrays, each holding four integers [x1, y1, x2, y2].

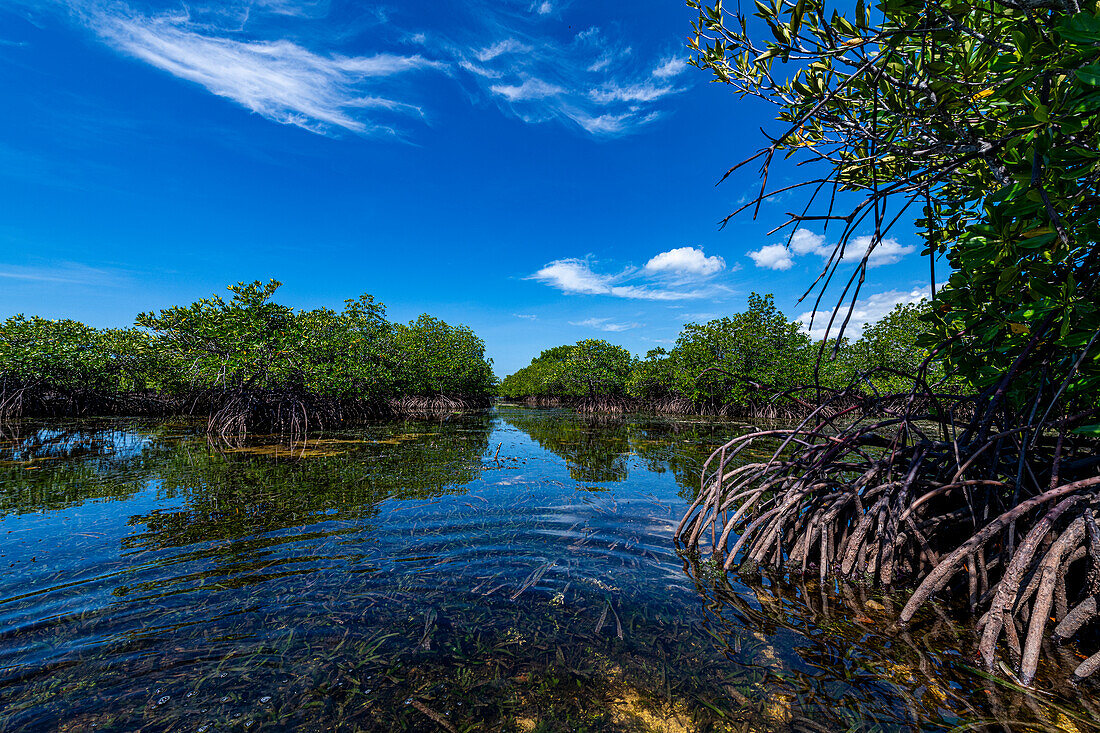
[[500, 395, 634, 412], [0, 380, 177, 420], [676, 374, 1100, 685], [201, 389, 366, 444], [388, 395, 490, 415], [2, 380, 487, 443], [202, 391, 488, 443], [510, 396, 571, 408], [573, 396, 633, 414]]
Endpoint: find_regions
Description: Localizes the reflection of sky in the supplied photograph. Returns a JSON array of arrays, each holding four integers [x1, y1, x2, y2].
[[394, 412, 696, 595], [3, 427, 151, 461], [0, 483, 185, 644]]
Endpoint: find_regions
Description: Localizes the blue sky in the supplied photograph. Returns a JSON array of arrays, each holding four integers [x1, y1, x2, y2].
[[0, 0, 931, 376]]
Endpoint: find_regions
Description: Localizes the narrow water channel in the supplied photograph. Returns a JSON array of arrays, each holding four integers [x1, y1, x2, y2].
[[0, 408, 1093, 731]]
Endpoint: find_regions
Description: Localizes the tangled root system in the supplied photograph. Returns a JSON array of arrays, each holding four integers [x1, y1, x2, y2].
[[676, 374, 1100, 685]]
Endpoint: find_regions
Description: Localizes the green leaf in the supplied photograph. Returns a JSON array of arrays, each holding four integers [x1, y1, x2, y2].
[[1076, 65, 1100, 86]]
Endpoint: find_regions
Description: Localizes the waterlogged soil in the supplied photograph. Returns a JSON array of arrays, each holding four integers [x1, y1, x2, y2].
[[0, 407, 1096, 732]]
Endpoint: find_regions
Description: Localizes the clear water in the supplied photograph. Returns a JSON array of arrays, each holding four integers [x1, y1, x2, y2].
[[0, 407, 1094, 732]]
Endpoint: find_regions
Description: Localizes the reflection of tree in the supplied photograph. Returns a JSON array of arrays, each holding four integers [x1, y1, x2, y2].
[[629, 419, 735, 500], [124, 414, 493, 550], [0, 421, 176, 517], [500, 409, 631, 483], [501, 407, 731, 496]]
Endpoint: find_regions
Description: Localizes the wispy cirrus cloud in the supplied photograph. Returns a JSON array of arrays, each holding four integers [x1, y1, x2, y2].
[[748, 228, 915, 271], [475, 38, 532, 62], [458, 21, 691, 136], [0, 261, 130, 286], [529, 245, 727, 301], [490, 77, 563, 102], [651, 55, 687, 79], [29, 0, 692, 138], [86, 7, 445, 136], [570, 317, 643, 332]]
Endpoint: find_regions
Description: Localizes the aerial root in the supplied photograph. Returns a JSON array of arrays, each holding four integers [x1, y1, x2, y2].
[[676, 385, 1100, 683]]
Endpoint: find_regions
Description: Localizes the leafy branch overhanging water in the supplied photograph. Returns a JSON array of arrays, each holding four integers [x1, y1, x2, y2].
[[676, 0, 1100, 685]]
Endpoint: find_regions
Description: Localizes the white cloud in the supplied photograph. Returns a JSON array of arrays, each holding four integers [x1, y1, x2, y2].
[[611, 284, 703, 301], [89, 9, 444, 135], [747, 244, 794, 271], [651, 56, 687, 79], [48, 0, 692, 139], [587, 54, 613, 72], [570, 317, 643, 332], [589, 81, 676, 104], [798, 287, 929, 340], [748, 228, 915, 271], [513, 313, 538, 320], [476, 38, 532, 62], [568, 110, 654, 135], [457, 17, 688, 137], [846, 235, 915, 267], [790, 228, 827, 255], [459, 59, 503, 79], [528, 258, 707, 301], [490, 78, 563, 102], [575, 26, 602, 43], [530, 259, 610, 295], [644, 247, 725, 277]]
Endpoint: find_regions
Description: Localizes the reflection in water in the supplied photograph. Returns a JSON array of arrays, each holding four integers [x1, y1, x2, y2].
[[499, 406, 738, 496], [0, 409, 1095, 732], [128, 415, 493, 550], [681, 558, 1100, 731], [0, 421, 175, 517]]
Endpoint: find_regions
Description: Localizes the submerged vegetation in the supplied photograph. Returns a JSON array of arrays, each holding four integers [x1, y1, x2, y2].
[[678, 0, 1100, 686], [0, 280, 496, 437], [3, 413, 1096, 731], [501, 293, 939, 417]]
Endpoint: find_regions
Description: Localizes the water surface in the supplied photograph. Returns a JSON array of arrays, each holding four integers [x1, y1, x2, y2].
[[0, 408, 1094, 732]]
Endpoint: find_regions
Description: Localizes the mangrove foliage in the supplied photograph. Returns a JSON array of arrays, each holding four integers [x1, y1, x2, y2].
[[0, 280, 496, 437], [677, 0, 1100, 686], [501, 293, 939, 416]]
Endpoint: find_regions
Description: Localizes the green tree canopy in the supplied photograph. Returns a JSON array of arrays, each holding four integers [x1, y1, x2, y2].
[[687, 0, 1100, 421], [0, 316, 158, 415], [136, 280, 296, 393], [680, 0, 1100, 685], [388, 314, 497, 398]]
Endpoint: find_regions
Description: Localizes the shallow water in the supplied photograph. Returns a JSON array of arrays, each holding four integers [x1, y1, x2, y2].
[[0, 408, 1095, 732]]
